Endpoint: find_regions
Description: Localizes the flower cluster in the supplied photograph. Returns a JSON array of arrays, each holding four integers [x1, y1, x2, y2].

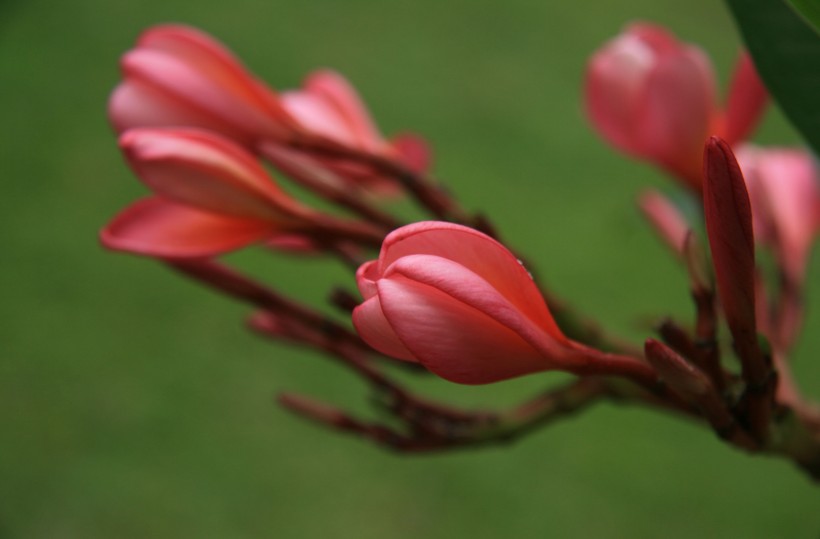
[[101, 23, 820, 477]]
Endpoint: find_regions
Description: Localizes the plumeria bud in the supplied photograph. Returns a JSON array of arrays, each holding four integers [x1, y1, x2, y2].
[[585, 24, 767, 190], [736, 144, 820, 284], [101, 128, 382, 258], [703, 137, 768, 385], [260, 72, 433, 195], [352, 222, 656, 385], [109, 25, 296, 146], [586, 23, 717, 188]]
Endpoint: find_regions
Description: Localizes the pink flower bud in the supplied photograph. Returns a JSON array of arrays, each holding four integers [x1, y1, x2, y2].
[[352, 222, 655, 384], [101, 128, 377, 258], [585, 24, 767, 190], [109, 25, 296, 146], [118, 128, 317, 223]]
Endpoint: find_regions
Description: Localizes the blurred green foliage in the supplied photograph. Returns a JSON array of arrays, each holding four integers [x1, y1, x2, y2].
[[1, 0, 819, 537], [728, 0, 820, 154]]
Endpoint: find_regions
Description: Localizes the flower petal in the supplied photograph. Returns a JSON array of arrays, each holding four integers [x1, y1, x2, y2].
[[389, 133, 432, 174], [724, 52, 768, 146], [120, 128, 314, 222], [377, 222, 562, 337], [376, 272, 552, 384], [100, 197, 273, 258], [118, 26, 291, 142], [304, 70, 384, 152], [352, 295, 417, 362], [639, 46, 717, 183]]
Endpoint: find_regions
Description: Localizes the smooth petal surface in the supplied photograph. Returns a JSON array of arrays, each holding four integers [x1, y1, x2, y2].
[[352, 295, 416, 362], [384, 255, 571, 359], [389, 133, 432, 174], [739, 145, 820, 281], [121, 128, 314, 222], [640, 46, 716, 181], [377, 222, 564, 339], [724, 52, 768, 146], [100, 197, 273, 258], [376, 273, 552, 384], [586, 30, 656, 154], [112, 25, 292, 143], [303, 70, 384, 152]]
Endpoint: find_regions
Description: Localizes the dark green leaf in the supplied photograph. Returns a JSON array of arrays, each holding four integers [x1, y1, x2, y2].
[[785, 0, 820, 34], [726, 0, 820, 154]]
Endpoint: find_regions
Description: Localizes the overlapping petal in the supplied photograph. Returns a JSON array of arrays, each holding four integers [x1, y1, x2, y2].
[[352, 222, 583, 384], [585, 22, 767, 191], [109, 25, 294, 145], [100, 197, 274, 258], [120, 128, 316, 223]]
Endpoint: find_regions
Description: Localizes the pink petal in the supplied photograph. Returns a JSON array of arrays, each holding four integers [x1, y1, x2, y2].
[[100, 197, 273, 258], [384, 255, 571, 358], [743, 146, 820, 282], [640, 47, 716, 165], [376, 272, 552, 384], [389, 133, 432, 174], [352, 295, 417, 362], [280, 91, 358, 147], [304, 70, 384, 152], [723, 52, 768, 146], [137, 25, 290, 123], [120, 128, 314, 222], [585, 31, 656, 155], [377, 222, 563, 339], [109, 81, 255, 142], [355, 260, 379, 299], [118, 46, 288, 143], [639, 46, 717, 183]]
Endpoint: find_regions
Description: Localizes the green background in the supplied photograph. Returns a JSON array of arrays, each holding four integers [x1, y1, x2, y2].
[[3, 0, 819, 537]]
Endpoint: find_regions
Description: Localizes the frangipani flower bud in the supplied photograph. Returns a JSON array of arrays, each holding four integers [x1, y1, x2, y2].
[[109, 25, 431, 195], [703, 137, 767, 385], [101, 128, 380, 258], [259, 72, 432, 195], [109, 25, 296, 146], [352, 222, 655, 384], [585, 23, 767, 190]]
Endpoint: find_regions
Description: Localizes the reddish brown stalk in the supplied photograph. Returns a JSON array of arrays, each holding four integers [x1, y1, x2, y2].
[[645, 339, 757, 450], [290, 134, 474, 224], [258, 141, 402, 230], [167, 259, 364, 349]]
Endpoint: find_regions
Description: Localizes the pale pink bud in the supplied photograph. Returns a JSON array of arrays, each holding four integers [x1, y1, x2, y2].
[[263, 72, 433, 194], [586, 23, 717, 188], [736, 144, 820, 284], [352, 222, 655, 384], [282, 70, 386, 154], [109, 25, 296, 146]]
